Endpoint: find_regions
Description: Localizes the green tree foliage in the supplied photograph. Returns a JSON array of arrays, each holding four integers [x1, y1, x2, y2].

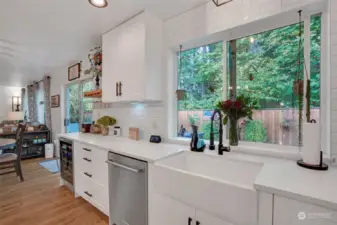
[[243, 120, 267, 142], [178, 42, 224, 110], [236, 16, 321, 109], [178, 16, 321, 111]]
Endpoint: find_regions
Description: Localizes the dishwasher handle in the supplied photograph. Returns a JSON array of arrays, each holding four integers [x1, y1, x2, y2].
[[106, 160, 143, 173]]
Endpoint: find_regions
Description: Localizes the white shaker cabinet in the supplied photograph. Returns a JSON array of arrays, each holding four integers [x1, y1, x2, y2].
[[273, 196, 337, 225], [151, 193, 195, 225], [73, 141, 109, 216], [151, 192, 233, 225], [102, 11, 163, 103]]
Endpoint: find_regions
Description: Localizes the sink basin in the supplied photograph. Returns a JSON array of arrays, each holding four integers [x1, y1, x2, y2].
[[152, 151, 263, 225], [157, 151, 262, 189]]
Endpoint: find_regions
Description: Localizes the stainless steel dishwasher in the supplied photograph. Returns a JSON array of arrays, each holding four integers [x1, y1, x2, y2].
[[106, 152, 148, 225]]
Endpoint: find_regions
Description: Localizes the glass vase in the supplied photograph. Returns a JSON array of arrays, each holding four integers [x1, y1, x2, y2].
[[229, 118, 239, 146]]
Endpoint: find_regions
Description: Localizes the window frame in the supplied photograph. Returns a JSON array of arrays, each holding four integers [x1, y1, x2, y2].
[[168, 12, 330, 159]]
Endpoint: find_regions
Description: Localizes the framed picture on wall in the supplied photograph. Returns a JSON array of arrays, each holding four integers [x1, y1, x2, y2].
[[68, 63, 81, 81], [51, 95, 60, 108]]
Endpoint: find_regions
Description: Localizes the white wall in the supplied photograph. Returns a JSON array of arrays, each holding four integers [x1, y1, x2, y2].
[[330, 0, 337, 159], [0, 85, 22, 121], [164, 0, 323, 48]]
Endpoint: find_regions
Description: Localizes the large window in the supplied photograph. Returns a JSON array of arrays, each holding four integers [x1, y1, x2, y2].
[[177, 42, 224, 140], [176, 15, 322, 147]]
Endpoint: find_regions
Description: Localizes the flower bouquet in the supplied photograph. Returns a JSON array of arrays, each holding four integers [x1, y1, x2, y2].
[[216, 95, 257, 146]]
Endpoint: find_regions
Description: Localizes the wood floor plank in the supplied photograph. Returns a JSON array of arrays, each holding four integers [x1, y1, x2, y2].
[[0, 158, 109, 225]]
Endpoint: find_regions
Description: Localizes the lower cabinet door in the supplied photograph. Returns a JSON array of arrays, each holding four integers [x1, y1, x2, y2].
[[273, 196, 337, 225], [151, 193, 195, 225], [195, 210, 234, 225]]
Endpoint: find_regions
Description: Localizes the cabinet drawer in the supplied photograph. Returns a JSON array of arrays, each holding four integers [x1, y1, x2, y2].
[[74, 142, 93, 159], [75, 173, 109, 215], [74, 142, 108, 187], [274, 196, 337, 225]]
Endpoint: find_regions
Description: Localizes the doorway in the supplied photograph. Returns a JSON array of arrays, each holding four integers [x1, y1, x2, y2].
[[65, 79, 95, 133]]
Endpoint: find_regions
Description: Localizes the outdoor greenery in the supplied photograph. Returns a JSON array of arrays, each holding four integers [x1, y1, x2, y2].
[[243, 120, 267, 142], [178, 16, 321, 111], [68, 80, 95, 124], [177, 15, 321, 142]]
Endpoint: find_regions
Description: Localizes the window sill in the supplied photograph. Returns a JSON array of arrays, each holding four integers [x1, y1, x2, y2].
[[167, 137, 302, 161]]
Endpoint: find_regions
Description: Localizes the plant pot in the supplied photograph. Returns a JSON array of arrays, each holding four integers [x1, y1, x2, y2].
[[229, 118, 239, 146], [176, 90, 185, 101]]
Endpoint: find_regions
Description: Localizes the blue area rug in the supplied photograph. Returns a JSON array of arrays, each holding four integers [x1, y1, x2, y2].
[[39, 159, 60, 174]]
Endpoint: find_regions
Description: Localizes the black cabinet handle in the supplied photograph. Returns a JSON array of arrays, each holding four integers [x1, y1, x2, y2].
[[82, 148, 91, 152], [119, 82, 122, 96], [84, 191, 92, 197], [196, 221, 200, 225], [116, 82, 119, 96], [83, 157, 92, 162], [84, 172, 92, 178], [188, 217, 192, 225]]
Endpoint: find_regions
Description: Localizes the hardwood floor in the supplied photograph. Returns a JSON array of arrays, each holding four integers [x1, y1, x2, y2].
[[0, 158, 109, 225]]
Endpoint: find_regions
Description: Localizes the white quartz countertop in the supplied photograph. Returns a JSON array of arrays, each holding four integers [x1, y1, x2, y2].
[[58, 133, 185, 162], [254, 160, 337, 210], [58, 133, 337, 210]]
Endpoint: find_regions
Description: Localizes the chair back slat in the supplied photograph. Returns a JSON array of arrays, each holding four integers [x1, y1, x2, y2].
[[15, 124, 26, 159]]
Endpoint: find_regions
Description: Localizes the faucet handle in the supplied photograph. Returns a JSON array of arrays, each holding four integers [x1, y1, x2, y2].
[[218, 145, 230, 155]]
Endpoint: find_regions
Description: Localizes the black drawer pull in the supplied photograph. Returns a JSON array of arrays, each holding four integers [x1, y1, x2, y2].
[[83, 157, 92, 162], [84, 172, 92, 178], [116, 82, 118, 96], [82, 148, 91, 152], [196, 221, 200, 225], [84, 191, 92, 197], [188, 217, 192, 225]]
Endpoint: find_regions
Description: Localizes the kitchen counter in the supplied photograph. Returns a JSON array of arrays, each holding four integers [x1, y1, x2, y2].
[[58, 133, 185, 162], [255, 160, 337, 211], [58, 132, 337, 211]]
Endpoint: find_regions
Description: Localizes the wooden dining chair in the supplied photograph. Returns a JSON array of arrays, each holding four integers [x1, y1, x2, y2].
[[0, 123, 26, 181]]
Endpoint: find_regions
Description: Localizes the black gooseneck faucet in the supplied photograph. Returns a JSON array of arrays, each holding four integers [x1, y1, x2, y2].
[[209, 109, 230, 155]]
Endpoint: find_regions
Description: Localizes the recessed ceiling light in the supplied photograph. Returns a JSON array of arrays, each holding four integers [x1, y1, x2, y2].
[[89, 0, 108, 8]]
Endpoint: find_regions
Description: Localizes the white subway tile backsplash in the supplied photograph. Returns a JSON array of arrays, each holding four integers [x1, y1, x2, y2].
[[93, 103, 167, 140], [332, 122, 337, 133], [332, 133, 337, 145], [332, 45, 337, 56], [331, 55, 337, 69], [332, 76, 337, 89], [331, 0, 337, 12], [331, 23, 337, 34]]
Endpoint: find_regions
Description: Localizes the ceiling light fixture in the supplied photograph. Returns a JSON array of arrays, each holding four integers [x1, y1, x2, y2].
[[212, 0, 233, 7], [89, 0, 108, 8]]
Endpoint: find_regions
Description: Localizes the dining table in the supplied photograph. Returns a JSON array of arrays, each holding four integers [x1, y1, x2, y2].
[[0, 138, 16, 152]]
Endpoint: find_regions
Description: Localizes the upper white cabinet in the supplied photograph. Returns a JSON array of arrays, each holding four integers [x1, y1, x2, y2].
[[102, 11, 163, 103]]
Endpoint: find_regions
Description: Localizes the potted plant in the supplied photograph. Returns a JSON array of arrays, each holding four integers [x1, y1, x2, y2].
[[217, 95, 257, 146], [96, 116, 117, 136]]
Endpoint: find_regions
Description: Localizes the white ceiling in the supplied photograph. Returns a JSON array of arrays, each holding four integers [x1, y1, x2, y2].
[[0, 0, 207, 87]]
